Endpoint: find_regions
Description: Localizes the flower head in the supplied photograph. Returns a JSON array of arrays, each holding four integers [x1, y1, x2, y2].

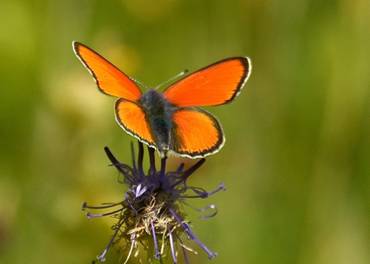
[[83, 142, 225, 263]]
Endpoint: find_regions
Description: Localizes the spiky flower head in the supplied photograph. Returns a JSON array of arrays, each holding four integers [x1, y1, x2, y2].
[[83, 142, 225, 263]]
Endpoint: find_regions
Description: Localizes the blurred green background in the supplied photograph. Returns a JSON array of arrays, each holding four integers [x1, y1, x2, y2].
[[0, 0, 369, 263]]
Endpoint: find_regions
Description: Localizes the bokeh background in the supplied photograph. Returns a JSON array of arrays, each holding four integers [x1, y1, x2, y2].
[[0, 0, 369, 263]]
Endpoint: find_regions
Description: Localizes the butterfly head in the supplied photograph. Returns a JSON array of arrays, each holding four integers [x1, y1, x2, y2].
[[139, 89, 171, 114]]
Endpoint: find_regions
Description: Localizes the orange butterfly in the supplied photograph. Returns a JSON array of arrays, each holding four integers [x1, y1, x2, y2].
[[73, 41, 251, 158]]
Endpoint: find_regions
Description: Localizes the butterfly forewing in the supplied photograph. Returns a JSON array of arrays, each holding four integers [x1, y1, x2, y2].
[[163, 57, 251, 107], [73, 42, 142, 101]]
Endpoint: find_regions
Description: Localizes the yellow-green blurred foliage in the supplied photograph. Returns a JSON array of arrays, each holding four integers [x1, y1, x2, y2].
[[0, 0, 369, 263]]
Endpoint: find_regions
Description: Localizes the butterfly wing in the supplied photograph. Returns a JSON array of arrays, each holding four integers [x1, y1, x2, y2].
[[170, 108, 224, 158], [115, 99, 155, 147], [73, 41, 142, 101], [163, 57, 251, 107]]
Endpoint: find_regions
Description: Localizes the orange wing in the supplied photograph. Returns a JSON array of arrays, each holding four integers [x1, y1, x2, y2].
[[163, 57, 251, 107], [170, 108, 224, 158], [73, 41, 142, 101], [115, 99, 155, 147]]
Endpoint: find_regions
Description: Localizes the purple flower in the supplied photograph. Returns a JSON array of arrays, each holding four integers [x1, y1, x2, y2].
[[83, 142, 225, 263]]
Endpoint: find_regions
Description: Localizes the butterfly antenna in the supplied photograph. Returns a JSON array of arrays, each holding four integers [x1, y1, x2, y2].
[[154, 69, 189, 90], [131, 77, 149, 90]]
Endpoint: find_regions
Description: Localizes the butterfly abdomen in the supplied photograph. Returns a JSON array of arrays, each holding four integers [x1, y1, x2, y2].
[[139, 90, 174, 152]]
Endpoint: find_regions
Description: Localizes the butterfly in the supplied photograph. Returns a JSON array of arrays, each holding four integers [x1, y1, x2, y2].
[[72, 41, 251, 158]]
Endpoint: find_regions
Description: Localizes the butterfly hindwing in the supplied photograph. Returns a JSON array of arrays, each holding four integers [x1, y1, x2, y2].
[[170, 108, 224, 158], [163, 57, 251, 107], [115, 99, 155, 147], [73, 41, 142, 101]]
